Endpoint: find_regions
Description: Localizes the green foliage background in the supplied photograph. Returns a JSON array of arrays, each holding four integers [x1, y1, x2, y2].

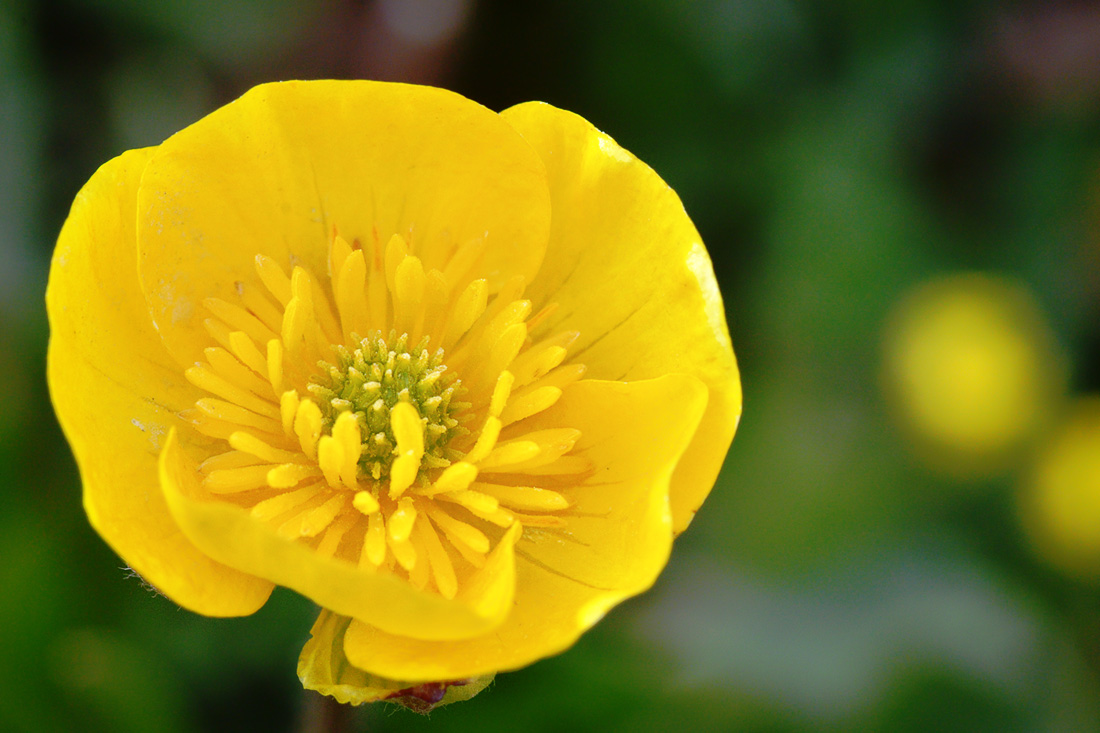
[[3, 0, 1100, 730]]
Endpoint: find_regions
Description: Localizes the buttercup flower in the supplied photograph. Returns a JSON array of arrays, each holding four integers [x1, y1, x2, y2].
[[47, 81, 741, 706], [882, 273, 1064, 477]]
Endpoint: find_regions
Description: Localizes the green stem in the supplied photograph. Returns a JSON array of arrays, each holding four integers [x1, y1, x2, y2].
[[301, 691, 355, 733]]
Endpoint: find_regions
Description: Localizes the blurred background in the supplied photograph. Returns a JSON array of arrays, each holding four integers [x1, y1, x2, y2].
[[4, 0, 1100, 730]]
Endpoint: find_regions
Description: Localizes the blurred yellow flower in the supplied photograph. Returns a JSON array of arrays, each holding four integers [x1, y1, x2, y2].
[[1019, 398, 1100, 579], [46, 81, 740, 706], [882, 273, 1064, 476]]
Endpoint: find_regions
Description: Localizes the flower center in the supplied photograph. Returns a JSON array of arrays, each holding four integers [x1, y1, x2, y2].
[[183, 231, 592, 599], [306, 332, 466, 482]]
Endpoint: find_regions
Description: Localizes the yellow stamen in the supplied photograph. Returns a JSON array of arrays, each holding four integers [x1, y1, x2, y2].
[[204, 347, 270, 398], [445, 278, 488, 347], [439, 489, 499, 515], [280, 390, 299, 436], [266, 463, 320, 489], [352, 490, 380, 515], [204, 464, 272, 493], [415, 516, 457, 599], [388, 536, 417, 572], [489, 370, 515, 418], [228, 431, 299, 464], [388, 497, 418, 543], [251, 484, 323, 522], [316, 435, 344, 487], [294, 400, 323, 460], [195, 398, 281, 434], [335, 249, 368, 341], [266, 338, 284, 394], [388, 402, 425, 499], [331, 412, 362, 488], [364, 511, 387, 567], [200, 450, 260, 472], [316, 511, 358, 559], [228, 331, 269, 379], [475, 483, 570, 511], [383, 234, 409, 294], [500, 385, 562, 425], [329, 233, 353, 281], [185, 366, 279, 419], [255, 254, 292, 305], [238, 283, 284, 333], [477, 440, 541, 470], [393, 254, 425, 336], [423, 461, 478, 495], [464, 416, 501, 464], [425, 505, 490, 554], [204, 297, 279, 344], [299, 494, 347, 538]]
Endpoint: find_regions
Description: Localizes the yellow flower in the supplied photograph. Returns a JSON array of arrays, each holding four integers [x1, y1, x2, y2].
[[882, 273, 1064, 477], [46, 80, 741, 705], [1019, 397, 1100, 579]]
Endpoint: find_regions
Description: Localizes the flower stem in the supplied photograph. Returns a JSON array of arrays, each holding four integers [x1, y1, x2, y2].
[[301, 692, 355, 733]]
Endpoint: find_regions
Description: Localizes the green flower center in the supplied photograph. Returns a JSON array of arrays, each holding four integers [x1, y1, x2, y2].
[[307, 332, 465, 483]]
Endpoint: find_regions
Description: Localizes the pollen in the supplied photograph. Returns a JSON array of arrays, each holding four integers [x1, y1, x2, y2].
[[307, 332, 468, 483]]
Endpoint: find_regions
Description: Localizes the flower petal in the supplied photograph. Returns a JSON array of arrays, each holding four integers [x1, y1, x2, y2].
[[342, 375, 707, 680], [137, 80, 551, 364], [158, 428, 520, 640], [501, 102, 742, 533], [298, 609, 493, 708], [46, 148, 274, 616]]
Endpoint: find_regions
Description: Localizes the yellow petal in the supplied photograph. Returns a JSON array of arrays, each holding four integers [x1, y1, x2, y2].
[[46, 147, 273, 617], [159, 429, 518, 640], [343, 375, 706, 680], [502, 102, 741, 533], [136, 80, 551, 365]]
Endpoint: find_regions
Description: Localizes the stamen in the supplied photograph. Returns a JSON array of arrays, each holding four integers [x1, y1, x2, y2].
[[204, 347, 270, 398], [352, 490, 379, 515], [500, 385, 562, 425], [204, 297, 279, 345], [316, 435, 345, 487], [299, 494, 347, 538], [363, 511, 387, 567], [464, 417, 502, 464], [393, 254, 425, 336], [267, 339, 284, 394], [251, 484, 324, 522], [425, 505, 490, 554], [195, 398, 281, 434], [255, 254, 292, 305], [424, 461, 478, 495], [415, 516, 457, 599], [388, 532, 417, 572], [475, 483, 570, 511], [445, 279, 488, 347], [267, 463, 321, 488], [388, 497, 418, 542], [228, 431, 300, 464], [315, 511, 358, 559], [228, 331, 269, 378], [204, 464, 272, 493], [489, 371, 515, 418], [294, 400, 323, 460], [384, 234, 408, 293], [200, 450, 260, 472], [335, 249, 368, 341], [389, 402, 425, 498], [186, 366, 279, 419]]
